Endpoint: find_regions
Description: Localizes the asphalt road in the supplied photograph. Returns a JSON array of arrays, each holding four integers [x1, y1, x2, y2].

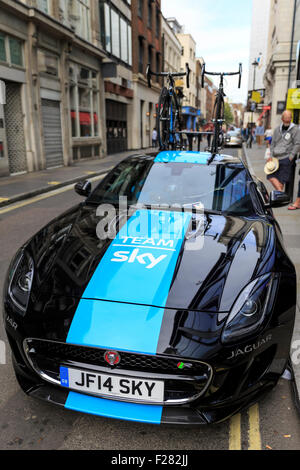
[[0, 147, 299, 451]]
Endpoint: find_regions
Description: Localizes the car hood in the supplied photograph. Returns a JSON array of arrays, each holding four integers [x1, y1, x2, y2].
[[28, 204, 276, 314]]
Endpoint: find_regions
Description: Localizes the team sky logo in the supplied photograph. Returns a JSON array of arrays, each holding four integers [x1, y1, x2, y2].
[[111, 237, 174, 269]]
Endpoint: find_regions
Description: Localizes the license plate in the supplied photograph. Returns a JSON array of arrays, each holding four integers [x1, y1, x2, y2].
[[60, 366, 164, 403]]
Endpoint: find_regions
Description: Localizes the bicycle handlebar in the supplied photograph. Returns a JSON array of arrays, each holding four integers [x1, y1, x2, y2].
[[201, 62, 242, 89], [146, 63, 190, 89]]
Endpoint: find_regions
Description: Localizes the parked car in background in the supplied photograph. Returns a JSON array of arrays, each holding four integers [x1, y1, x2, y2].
[[225, 128, 243, 148]]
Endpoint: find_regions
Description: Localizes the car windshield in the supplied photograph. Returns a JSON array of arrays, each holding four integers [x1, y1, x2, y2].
[[88, 158, 255, 215], [228, 130, 241, 136]]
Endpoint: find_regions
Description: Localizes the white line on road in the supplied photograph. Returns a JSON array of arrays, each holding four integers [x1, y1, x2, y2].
[[0, 174, 107, 216]]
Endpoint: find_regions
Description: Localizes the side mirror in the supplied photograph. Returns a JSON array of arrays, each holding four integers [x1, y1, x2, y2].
[[75, 180, 91, 197], [267, 190, 290, 208]]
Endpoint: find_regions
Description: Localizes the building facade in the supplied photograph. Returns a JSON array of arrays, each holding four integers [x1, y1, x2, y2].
[[0, 0, 132, 177], [174, 31, 199, 130], [130, 0, 162, 149], [264, 0, 300, 127], [247, 0, 271, 126], [98, 0, 133, 154], [162, 15, 181, 74]]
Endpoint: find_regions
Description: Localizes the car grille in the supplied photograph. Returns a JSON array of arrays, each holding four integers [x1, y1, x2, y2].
[[24, 338, 212, 405]]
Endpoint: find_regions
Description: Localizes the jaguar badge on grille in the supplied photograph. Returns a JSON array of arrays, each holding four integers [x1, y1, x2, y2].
[[104, 350, 121, 366]]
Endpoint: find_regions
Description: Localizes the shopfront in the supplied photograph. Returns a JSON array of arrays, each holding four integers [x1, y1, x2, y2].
[[181, 106, 201, 131], [0, 31, 27, 176], [106, 99, 127, 154]]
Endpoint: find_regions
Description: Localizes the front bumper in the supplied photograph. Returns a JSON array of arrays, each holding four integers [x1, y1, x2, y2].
[[8, 325, 291, 425]]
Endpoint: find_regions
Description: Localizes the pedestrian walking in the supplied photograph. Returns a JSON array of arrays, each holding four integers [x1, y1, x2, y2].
[[204, 121, 214, 149], [264, 127, 273, 146], [265, 110, 300, 192], [255, 121, 265, 146], [152, 128, 157, 148], [246, 123, 253, 148]]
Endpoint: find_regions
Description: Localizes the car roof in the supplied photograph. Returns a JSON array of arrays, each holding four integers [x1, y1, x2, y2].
[[126, 150, 245, 167]]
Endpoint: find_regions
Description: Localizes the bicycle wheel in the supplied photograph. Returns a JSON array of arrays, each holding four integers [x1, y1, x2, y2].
[[171, 92, 183, 150], [157, 87, 171, 150]]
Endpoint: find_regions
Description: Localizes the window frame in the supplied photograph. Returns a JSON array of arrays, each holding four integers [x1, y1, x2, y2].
[[0, 32, 24, 69], [99, 1, 132, 67], [69, 63, 100, 140]]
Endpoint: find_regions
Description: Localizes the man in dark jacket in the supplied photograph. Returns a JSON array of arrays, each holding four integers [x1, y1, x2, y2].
[[267, 110, 300, 191]]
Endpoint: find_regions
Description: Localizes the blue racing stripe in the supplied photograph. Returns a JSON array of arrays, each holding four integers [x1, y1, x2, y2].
[[65, 392, 163, 424], [66, 209, 191, 354], [155, 151, 212, 164]]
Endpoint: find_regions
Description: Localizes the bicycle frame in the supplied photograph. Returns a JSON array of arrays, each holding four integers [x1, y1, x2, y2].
[[146, 63, 190, 150], [201, 63, 242, 164]]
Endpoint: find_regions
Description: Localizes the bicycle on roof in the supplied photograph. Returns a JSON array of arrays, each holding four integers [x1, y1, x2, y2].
[[146, 63, 191, 151], [201, 63, 242, 164]]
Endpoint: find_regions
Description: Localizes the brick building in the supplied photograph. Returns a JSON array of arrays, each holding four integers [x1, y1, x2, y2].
[[130, 0, 162, 149]]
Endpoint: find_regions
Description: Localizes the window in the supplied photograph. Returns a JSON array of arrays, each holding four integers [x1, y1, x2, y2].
[[138, 0, 143, 18], [9, 38, 23, 66], [148, 45, 152, 69], [37, 0, 49, 14], [147, 0, 152, 28], [128, 25, 132, 66], [68, 0, 91, 42], [0, 33, 6, 62], [0, 33, 23, 67], [138, 38, 144, 73], [99, 2, 132, 65], [156, 8, 160, 37], [69, 63, 99, 139], [156, 53, 160, 82], [111, 9, 120, 58], [120, 18, 128, 63], [104, 3, 111, 53]]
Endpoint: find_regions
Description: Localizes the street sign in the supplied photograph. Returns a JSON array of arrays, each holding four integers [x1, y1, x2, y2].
[[287, 88, 300, 109], [175, 79, 184, 88], [251, 91, 261, 104]]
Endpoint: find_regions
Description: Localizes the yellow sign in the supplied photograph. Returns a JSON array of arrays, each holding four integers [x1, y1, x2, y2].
[[287, 89, 300, 109], [175, 79, 184, 88], [251, 91, 261, 104]]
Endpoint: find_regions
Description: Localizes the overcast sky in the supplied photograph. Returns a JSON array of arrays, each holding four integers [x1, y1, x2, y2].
[[161, 0, 253, 104]]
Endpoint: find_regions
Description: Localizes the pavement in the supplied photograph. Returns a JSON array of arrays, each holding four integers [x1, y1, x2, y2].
[[0, 147, 155, 208], [243, 143, 300, 410]]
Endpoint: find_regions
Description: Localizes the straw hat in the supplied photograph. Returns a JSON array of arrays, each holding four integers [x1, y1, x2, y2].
[[264, 157, 279, 175]]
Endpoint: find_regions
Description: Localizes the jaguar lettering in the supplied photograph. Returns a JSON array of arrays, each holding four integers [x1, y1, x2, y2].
[[227, 335, 272, 360]]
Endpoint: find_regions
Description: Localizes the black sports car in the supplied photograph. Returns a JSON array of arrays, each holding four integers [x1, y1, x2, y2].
[[3, 150, 296, 425]]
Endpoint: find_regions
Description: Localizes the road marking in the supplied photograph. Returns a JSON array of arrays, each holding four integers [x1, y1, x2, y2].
[[47, 181, 60, 185], [229, 413, 241, 450], [0, 197, 9, 203], [0, 173, 107, 216], [248, 404, 262, 450]]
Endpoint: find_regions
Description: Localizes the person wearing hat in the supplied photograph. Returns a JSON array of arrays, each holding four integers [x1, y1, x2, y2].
[[265, 110, 300, 191]]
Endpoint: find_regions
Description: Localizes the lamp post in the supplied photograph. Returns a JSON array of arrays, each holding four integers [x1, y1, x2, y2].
[[249, 58, 259, 149]]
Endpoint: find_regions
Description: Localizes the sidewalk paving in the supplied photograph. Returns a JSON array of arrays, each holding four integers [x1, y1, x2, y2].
[[0, 147, 155, 207], [243, 143, 300, 405]]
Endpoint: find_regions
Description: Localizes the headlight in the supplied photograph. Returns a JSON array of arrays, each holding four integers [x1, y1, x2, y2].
[[221, 274, 274, 344], [8, 251, 34, 315]]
